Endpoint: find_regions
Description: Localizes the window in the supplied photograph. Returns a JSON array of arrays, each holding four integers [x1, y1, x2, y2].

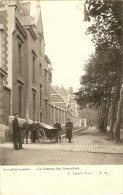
[[45, 72, 47, 96], [40, 84, 42, 107], [32, 56, 35, 82], [45, 100, 47, 123], [40, 112, 42, 122], [0, 30, 3, 68], [18, 85, 22, 117], [33, 93, 36, 121], [39, 63, 42, 76], [18, 42, 22, 73]]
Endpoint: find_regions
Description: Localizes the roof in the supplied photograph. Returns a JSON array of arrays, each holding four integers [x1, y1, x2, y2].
[[51, 94, 65, 103], [50, 86, 65, 103]]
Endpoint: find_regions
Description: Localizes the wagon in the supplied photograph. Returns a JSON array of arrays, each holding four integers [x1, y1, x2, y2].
[[36, 123, 59, 143]]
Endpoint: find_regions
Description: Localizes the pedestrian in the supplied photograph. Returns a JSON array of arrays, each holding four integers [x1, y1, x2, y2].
[[23, 119, 30, 144], [53, 119, 62, 142], [91, 122, 93, 128], [21, 126, 25, 144], [12, 113, 24, 150], [36, 120, 40, 130], [30, 121, 37, 143], [65, 119, 73, 143]]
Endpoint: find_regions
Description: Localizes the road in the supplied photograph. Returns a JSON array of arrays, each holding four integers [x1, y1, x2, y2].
[[0, 127, 123, 165]]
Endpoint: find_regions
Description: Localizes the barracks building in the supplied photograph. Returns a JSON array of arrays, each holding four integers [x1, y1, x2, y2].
[[0, 0, 82, 142], [0, 0, 52, 139]]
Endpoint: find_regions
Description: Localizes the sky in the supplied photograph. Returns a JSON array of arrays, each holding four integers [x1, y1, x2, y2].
[[30, 1, 95, 92]]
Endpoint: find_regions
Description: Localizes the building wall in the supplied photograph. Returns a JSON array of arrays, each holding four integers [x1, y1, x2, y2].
[[59, 109, 61, 124], [7, 4, 16, 93], [65, 111, 67, 123], [51, 102, 66, 110], [23, 16, 52, 123], [12, 19, 27, 118], [55, 107, 58, 122], [49, 105, 54, 125], [0, 1, 82, 129], [25, 28, 38, 121], [3, 86, 10, 125], [0, 1, 52, 126], [0, 3, 8, 73]]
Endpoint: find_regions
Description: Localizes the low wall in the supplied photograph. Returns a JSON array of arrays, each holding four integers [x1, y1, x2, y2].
[[0, 124, 9, 143]]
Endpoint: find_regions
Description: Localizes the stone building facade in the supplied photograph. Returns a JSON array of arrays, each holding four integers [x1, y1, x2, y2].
[[0, 1, 52, 130], [0, 0, 84, 142]]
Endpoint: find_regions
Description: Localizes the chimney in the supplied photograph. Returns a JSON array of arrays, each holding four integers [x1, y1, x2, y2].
[[69, 87, 73, 93], [23, 2, 30, 16]]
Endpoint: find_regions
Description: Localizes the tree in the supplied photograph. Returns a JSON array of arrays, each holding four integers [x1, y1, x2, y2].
[[114, 84, 123, 142], [84, 0, 122, 49], [76, 44, 122, 132], [76, 0, 123, 140]]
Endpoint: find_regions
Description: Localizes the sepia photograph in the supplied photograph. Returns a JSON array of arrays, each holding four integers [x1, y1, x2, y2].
[[0, 0, 123, 194]]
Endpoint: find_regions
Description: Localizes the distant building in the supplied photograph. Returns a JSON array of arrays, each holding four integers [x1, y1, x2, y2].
[[52, 85, 80, 117], [50, 86, 68, 110], [51, 85, 82, 127], [0, 0, 52, 128]]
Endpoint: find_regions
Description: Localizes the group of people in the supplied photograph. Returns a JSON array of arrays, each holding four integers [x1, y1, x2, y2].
[[54, 119, 73, 143], [12, 112, 73, 150], [12, 113, 40, 150]]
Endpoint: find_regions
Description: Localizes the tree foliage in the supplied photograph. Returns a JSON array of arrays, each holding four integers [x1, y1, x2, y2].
[[84, 0, 123, 49], [76, 0, 123, 136]]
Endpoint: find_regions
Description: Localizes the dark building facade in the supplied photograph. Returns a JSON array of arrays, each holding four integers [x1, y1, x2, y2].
[[0, 0, 52, 130]]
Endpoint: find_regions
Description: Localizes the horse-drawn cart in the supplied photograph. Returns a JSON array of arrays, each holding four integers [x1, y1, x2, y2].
[[9, 116, 59, 143], [36, 123, 59, 143]]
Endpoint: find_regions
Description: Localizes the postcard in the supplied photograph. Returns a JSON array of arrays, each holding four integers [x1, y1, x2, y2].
[[0, 0, 123, 194]]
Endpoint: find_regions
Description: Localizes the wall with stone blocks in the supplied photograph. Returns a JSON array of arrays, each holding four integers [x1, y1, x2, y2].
[[3, 86, 10, 125]]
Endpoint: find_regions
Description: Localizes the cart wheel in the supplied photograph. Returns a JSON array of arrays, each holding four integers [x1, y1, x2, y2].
[[37, 129, 45, 143], [50, 132, 58, 143]]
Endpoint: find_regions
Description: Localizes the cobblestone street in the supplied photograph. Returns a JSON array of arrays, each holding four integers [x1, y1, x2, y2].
[[0, 127, 123, 165]]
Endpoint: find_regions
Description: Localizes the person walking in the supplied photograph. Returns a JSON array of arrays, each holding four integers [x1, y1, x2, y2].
[[23, 119, 30, 144], [53, 119, 62, 142], [91, 122, 93, 128], [65, 119, 73, 143], [12, 113, 24, 150]]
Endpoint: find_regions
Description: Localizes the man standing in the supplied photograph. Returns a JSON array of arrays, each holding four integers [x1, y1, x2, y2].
[[36, 120, 40, 131], [30, 121, 37, 143], [65, 119, 73, 143], [23, 119, 29, 144], [12, 113, 24, 150], [53, 119, 62, 142]]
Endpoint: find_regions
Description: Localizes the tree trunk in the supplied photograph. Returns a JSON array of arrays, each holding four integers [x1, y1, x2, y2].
[[114, 84, 123, 143], [109, 103, 116, 139], [97, 108, 101, 129], [104, 98, 110, 132], [109, 88, 120, 138], [99, 103, 107, 132]]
